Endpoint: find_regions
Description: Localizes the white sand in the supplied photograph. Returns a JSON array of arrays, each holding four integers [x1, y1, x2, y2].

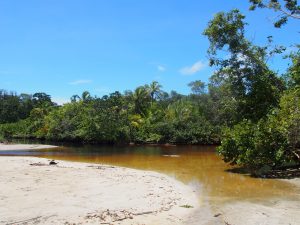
[[0, 143, 57, 151], [0, 157, 200, 225]]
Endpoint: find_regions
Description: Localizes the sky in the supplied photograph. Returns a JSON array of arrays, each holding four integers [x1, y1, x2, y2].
[[0, 0, 299, 104]]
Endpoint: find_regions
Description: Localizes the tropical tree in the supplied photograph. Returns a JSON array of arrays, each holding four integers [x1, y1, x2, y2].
[[32, 92, 54, 108], [188, 80, 206, 95], [133, 86, 151, 116], [203, 9, 284, 122], [148, 81, 163, 101], [81, 91, 93, 102], [70, 94, 81, 103]]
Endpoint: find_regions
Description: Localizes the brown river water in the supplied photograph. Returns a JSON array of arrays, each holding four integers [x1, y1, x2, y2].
[[2, 143, 299, 206]]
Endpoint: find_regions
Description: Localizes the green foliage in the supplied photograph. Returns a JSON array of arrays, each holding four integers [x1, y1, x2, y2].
[[217, 51, 300, 170], [188, 80, 206, 95], [0, 90, 54, 124], [204, 10, 284, 123], [285, 49, 300, 88], [249, 0, 300, 27], [0, 119, 31, 140], [0, 82, 221, 145], [32, 92, 54, 108], [217, 118, 289, 170], [277, 88, 300, 161], [217, 88, 300, 170], [207, 9, 299, 172]]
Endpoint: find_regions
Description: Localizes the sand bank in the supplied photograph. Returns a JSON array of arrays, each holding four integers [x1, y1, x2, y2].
[[0, 157, 200, 225], [0, 143, 58, 151]]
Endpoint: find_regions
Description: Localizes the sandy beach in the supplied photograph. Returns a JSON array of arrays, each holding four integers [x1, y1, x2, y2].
[[0, 156, 200, 225], [0, 143, 58, 151]]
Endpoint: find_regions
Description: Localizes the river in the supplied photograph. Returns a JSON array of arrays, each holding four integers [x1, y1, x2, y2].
[[2, 141, 299, 207]]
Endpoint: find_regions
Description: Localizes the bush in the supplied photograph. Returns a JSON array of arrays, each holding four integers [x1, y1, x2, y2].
[[217, 117, 294, 171]]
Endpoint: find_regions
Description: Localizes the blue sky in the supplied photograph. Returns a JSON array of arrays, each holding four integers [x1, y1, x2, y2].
[[0, 0, 299, 104]]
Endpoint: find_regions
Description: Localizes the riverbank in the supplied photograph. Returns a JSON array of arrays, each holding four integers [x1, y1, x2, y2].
[[0, 143, 58, 151], [0, 156, 200, 225]]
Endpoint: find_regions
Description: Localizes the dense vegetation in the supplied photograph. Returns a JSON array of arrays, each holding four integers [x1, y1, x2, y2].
[[1, 2, 299, 172], [0, 82, 220, 145]]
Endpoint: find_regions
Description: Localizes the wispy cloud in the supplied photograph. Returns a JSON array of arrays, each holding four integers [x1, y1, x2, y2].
[[69, 79, 92, 85], [180, 60, 206, 75], [157, 65, 166, 72]]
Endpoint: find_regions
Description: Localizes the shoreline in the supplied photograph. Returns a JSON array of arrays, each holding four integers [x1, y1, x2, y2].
[[0, 143, 58, 151], [0, 156, 202, 225]]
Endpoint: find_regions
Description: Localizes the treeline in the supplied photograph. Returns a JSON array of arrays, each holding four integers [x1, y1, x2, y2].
[[0, 91, 54, 124], [0, 82, 223, 145]]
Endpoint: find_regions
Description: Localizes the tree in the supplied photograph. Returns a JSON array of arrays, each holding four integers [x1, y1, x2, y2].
[[0, 90, 20, 123], [70, 95, 81, 103], [148, 81, 163, 101], [285, 50, 300, 88], [18, 93, 34, 119], [278, 88, 300, 161], [249, 0, 300, 27], [203, 9, 284, 122], [81, 91, 93, 102], [133, 86, 151, 116], [32, 92, 53, 108], [188, 80, 206, 95]]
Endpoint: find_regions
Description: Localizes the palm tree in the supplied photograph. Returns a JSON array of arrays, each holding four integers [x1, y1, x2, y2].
[[70, 91, 92, 103], [81, 91, 92, 102], [148, 81, 162, 101], [70, 95, 81, 103], [133, 86, 151, 116]]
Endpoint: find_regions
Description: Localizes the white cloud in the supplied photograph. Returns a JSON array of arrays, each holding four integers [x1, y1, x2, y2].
[[69, 79, 92, 85], [157, 65, 166, 72], [52, 97, 70, 105], [180, 60, 206, 75]]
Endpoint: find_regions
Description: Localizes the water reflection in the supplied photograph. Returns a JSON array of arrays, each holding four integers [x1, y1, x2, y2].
[[2, 143, 299, 204]]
